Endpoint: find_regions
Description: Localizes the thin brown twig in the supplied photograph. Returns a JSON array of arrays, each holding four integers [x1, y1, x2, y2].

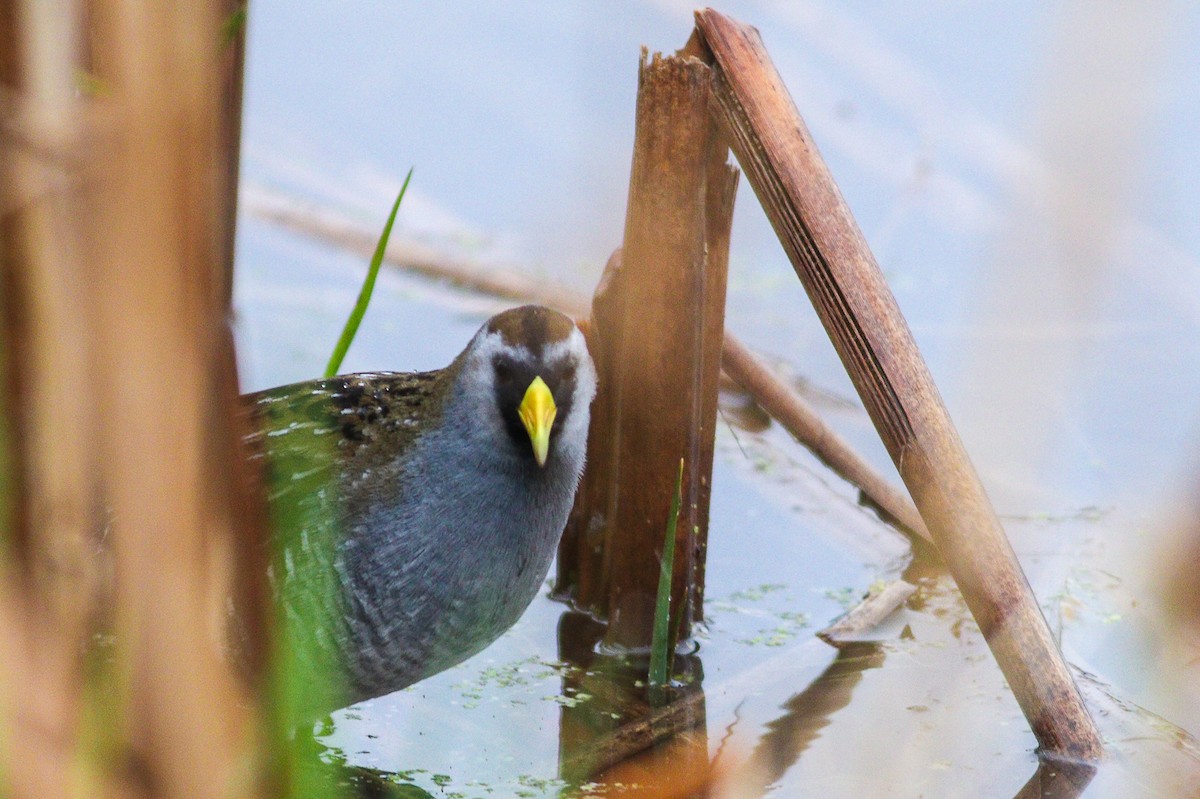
[[816, 580, 916, 646]]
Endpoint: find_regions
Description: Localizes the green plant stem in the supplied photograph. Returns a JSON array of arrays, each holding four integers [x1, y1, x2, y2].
[[324, 168, 412, 378], [648, 458, 684, 690]]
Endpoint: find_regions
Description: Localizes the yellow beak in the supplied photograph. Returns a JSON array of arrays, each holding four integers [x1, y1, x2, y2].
[[517, 376, 557, 467]]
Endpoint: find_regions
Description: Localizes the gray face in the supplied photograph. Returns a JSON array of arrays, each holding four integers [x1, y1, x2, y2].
[[463, 306, 597, 470], [490, 346, 581, 464]]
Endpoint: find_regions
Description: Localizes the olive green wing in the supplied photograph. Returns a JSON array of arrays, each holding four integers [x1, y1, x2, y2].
[[240, 371, 448, 716], [243, 370, 447, 492]]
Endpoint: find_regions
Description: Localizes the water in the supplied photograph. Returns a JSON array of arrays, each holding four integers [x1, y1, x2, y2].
[[234, 2, 1200, 795]]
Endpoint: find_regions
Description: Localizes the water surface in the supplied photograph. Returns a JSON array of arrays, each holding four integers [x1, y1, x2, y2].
[[235, 2, 1200, 795]]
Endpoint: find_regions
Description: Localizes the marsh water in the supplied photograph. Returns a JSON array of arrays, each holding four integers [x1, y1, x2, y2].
[[234, 2, 1200, 796]]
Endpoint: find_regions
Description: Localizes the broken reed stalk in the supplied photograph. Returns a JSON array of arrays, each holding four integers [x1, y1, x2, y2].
[[694, 8, 1102, 760], [250, 197, 934, 549], [557, 49, 737, 650]]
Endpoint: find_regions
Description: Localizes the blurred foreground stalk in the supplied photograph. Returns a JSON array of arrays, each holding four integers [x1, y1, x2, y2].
[[1, 2, 269, 797]]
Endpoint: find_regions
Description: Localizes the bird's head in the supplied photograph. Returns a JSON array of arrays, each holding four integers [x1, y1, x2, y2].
[[460, 305, 596, 470]]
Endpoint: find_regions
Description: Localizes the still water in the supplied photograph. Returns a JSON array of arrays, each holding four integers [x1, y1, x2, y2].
[[234, 2, 1200, 795]]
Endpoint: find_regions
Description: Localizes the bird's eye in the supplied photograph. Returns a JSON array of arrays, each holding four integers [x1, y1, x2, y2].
[[561, 363, 577, 382], [494, 362, 514, 385]]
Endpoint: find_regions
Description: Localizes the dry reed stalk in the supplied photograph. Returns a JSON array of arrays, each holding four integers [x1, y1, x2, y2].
[[4, 1, 265, 791], [1, 3, 105, 796], [79, 3, 259, 795], [557, 50, 736, 650], [694, 8, 1102, 760]]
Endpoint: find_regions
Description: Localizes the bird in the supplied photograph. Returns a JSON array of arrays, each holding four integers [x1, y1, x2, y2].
[[237, 305, 596, 717]]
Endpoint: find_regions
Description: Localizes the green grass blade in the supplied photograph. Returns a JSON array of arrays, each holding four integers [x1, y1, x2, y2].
[[649, 458, 685, 690], [323, 167, 413, 378]]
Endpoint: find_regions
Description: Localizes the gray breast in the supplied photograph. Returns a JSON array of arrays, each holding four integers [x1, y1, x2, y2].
[[248, 368, 587, 716], [332, 394, 584, 706]]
